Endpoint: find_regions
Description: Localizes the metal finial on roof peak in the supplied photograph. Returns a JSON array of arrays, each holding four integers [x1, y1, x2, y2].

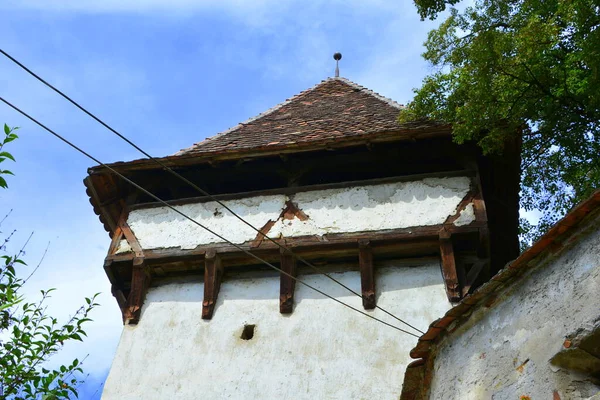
[[333, 52, 342, 77]]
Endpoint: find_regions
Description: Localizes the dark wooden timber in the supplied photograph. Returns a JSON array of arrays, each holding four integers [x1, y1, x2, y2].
[[358, 240, 376, 309], [111, 285, 128, 314], [124, 257, 151, 325], [439, 231, 461, 302], [279, 248, 297, 314], [106, 224, 483, 267], [107, 228, 124, 257], [202, 250, 224, 320], [120, 222, 143, 258], [463, 259, 487, 296]]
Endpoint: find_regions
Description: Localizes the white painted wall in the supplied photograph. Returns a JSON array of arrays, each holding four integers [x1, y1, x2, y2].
[[102, 261, 452, 400], [428, 224, 600, 399], [123, 177, 473, 252]]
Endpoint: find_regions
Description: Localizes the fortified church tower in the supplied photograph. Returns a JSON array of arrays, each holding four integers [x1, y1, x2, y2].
[[85, 71, 520, 399]]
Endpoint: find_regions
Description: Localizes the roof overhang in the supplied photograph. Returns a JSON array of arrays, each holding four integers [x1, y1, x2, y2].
[[85, 124, 452, 237]]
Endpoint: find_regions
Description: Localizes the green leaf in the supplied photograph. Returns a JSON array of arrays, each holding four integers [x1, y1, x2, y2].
[[4, 123, 9, 135], [0, 151, 15, 162], [4, 134, 18, 143]]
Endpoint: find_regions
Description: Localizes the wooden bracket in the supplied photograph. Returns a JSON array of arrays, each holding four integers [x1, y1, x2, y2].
[[359, 240, 376, 309], [472, 172, 489, 224], [462, 259, 488, 296], [279, 248, 297, 314], [108, 207, 144, 258], [107, 228, 124, 257], [111, 284, 128, 313], [106, 207, 151, 324], [124, 257, 151, 325], [439, 231, 461, 302], [202, 250, 224, 320]]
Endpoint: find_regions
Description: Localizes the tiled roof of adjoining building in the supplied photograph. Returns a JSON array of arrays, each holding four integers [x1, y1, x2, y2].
[[400, 189, 600, 400]]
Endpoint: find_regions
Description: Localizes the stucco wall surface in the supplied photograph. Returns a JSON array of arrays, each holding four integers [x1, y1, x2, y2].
[[102, 262, 451, 400], [123, 177, 473, 251], [428, 225, 600, 399]]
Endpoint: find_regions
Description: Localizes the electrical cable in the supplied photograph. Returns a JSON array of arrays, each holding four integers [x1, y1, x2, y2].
[[0, 48, 425, 335], [0, 96, 421, 338]]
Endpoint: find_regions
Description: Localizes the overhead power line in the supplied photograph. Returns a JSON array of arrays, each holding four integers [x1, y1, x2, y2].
[[0, 48, 425, 335], [0, 96, 421, 338]]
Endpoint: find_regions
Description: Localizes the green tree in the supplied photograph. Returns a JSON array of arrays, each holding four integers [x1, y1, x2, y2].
[[401, 0, 600, 244], [0, 124, 99, 399]]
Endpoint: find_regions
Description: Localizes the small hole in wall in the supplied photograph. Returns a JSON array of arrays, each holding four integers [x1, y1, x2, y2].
[[241, 324, 255, 340]]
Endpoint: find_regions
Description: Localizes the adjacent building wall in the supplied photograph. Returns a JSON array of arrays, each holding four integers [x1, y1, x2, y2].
[[102, 261, 451, 400], [428, 220, 600, 399], [119, 176, 474, 252]]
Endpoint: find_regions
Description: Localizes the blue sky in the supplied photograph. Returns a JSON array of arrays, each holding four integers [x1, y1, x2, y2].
[[0, 1, 447, 397]]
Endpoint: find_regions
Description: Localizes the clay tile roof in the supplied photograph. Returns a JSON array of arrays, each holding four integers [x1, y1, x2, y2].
[[176, 77, 405, 156]]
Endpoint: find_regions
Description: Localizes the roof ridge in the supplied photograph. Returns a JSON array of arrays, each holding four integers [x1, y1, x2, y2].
[[175, 77, 404, 155], [335, 77, 405, 110]]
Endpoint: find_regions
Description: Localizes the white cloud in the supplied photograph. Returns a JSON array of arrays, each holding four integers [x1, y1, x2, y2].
[[2, 0, 288, 28]]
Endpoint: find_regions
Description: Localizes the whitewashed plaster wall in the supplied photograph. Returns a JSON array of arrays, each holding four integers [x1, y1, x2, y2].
[[428, 222, 600, 399], [119, 176, 474, 252], [102, 261, 452, 400]]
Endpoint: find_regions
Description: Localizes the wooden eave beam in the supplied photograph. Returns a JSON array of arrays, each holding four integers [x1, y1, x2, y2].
[[88, 127, 453, 175], [358, 240, 376, 309], [439, 231, 461, 303], [124, 257, 151, 325], [107, 224, 483, 268], [202, 250, 224, 320], [106, 207, 151, 324], [279, 248, 297, 314], [462, 259, 488, 297], [84, 176, 119, 233]]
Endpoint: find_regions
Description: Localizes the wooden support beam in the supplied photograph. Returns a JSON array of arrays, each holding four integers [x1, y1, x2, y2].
[[279, 248, 297, 314], [120, 222, 144, 258], [359, 240, 376, 309], [477, 226, 491, 281], [202, 250, 224, 320], [439, 232, 461, 302], [111, 285, 128, 315], [107, 228, 124, 256], [108, 207, 143, 258], [462, 259, 488, 296], [124, 257, 151, 325]]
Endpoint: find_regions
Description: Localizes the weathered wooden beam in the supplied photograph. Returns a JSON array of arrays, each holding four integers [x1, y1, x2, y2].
[[439, 231, 461, 302], [358, 240, 376, 309], [111, 285, 128, 315], [89, 128, 453, 174], [108, 224, 481, 263], [462, 259, 488, 296], [119, 219, 144, 258], [124, 257, 151, 325], [202, 250, 224, 320], [107, 228, 124, 256], [279, 248, 297, 314], [84, 176, 118, 233]]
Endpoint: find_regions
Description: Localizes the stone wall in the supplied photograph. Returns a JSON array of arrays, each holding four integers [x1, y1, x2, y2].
[[428, 219, 600, 399]]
